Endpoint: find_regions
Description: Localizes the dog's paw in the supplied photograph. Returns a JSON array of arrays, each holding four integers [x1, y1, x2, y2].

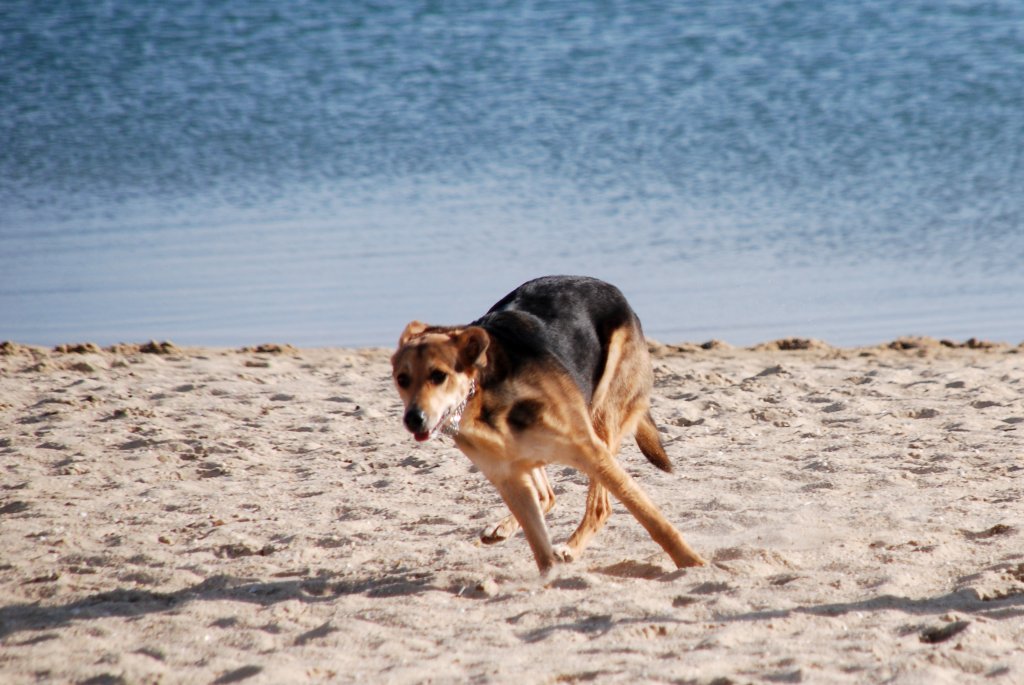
[[554, 544, 577, 563], [480, 516, 518, 545]]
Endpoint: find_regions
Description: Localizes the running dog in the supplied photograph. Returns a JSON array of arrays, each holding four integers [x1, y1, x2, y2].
[[391, 275, 705, 574]]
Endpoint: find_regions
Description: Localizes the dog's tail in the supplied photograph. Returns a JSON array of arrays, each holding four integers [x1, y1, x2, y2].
[[635, 411, 672, 473]]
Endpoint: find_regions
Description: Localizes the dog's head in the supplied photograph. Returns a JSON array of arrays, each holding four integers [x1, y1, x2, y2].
[[391, 321, 489, 442]]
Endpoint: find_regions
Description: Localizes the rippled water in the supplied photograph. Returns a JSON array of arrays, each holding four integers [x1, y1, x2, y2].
[[2, 1, 1022, 346]]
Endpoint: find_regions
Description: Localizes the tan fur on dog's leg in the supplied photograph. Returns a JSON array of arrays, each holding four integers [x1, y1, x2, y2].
[[588, 455, 705, 567], [559, 479, 611, 561], [481, 466, 555, 545], [480, 514, 519, 545], [488, 466, 558, 573], [525, 394, 701, 570], [559, 397, 632, 562]]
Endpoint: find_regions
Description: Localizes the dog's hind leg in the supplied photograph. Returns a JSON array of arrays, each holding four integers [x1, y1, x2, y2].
[[557, 478, 611, 561], [480, 466, 554, 545], [556, 410, 637, 562], [560, 402, 704, 568], [587, 454, 705, 568], [557, 385, 638, 562], [551, 423, 704, 569]]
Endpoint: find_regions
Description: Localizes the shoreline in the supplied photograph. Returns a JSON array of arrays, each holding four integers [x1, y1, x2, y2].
[[2, 337, 1022, 683], [3, 332, 1023, 358]]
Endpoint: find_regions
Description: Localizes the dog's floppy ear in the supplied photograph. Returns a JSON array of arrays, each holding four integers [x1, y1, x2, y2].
[[397, 321, 429, 346], [455, 326, 489, 369]]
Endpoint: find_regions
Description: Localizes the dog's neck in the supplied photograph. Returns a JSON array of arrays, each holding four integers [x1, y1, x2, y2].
[[439, 379, 476, 438]]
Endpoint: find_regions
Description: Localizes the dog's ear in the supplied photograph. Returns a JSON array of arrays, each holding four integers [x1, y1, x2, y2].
[[397, 321, 429, 346], [455, 327, 489, 370]]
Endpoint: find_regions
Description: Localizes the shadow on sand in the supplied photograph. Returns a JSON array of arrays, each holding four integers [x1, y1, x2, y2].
[[2, 568, 1021, 644], [718, 588, 1024, 625], [0, 569, 439, 640]]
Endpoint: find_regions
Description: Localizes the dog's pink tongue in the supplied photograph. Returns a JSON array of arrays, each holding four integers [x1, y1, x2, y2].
[[414, 432, 430, 442]]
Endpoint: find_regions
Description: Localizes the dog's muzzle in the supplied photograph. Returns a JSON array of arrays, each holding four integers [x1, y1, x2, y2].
[[404, 407, 430, 435], [405, 381, 475, 443]]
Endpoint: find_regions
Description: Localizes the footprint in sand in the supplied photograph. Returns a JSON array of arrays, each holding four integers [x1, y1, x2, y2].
[[971, 400, 1002, 409], [899, 408, 941, 419]]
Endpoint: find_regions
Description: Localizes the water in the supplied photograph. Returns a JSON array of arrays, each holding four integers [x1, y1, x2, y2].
[[2, 0, 1023, 347]]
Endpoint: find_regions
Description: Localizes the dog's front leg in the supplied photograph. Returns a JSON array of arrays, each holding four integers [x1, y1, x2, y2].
[[485, 465, 558, 574], [480, 466, 555, 545]]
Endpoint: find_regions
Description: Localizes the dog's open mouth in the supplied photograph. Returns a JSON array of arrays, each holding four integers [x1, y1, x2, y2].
[[411, 382, 475, 442], [414, 420, 446, 442], [413, 407, 456, 442]]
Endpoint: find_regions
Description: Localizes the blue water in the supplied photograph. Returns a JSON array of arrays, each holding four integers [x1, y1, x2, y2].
[[2, 0, 1023, 347]]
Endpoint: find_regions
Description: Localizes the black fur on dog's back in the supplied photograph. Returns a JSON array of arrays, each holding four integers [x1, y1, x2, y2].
[[472, 276, 635, 403], [471, 276, 671, 472]]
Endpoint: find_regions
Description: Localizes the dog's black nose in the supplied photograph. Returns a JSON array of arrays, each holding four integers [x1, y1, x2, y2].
[[404, 407, 429, 433]]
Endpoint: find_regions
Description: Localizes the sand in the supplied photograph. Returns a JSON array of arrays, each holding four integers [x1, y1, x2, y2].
[[1, 337, 1022, 684]]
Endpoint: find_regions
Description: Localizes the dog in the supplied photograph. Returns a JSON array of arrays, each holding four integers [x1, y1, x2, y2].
[[391, 275, 705, 574]]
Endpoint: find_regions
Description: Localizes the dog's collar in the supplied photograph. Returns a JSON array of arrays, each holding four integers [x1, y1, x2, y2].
[[439, 380, 476, 438]]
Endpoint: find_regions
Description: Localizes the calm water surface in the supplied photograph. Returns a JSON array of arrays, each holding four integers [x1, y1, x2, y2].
[[2, 1, 1023, 346]]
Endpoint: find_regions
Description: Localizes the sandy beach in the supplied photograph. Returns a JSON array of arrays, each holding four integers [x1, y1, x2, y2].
[[1, 337, 1022, 684]]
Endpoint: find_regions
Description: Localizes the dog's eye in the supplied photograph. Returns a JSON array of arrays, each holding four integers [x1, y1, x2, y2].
[[429, 370, 447, 385], [396, 373, 411, 389]]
